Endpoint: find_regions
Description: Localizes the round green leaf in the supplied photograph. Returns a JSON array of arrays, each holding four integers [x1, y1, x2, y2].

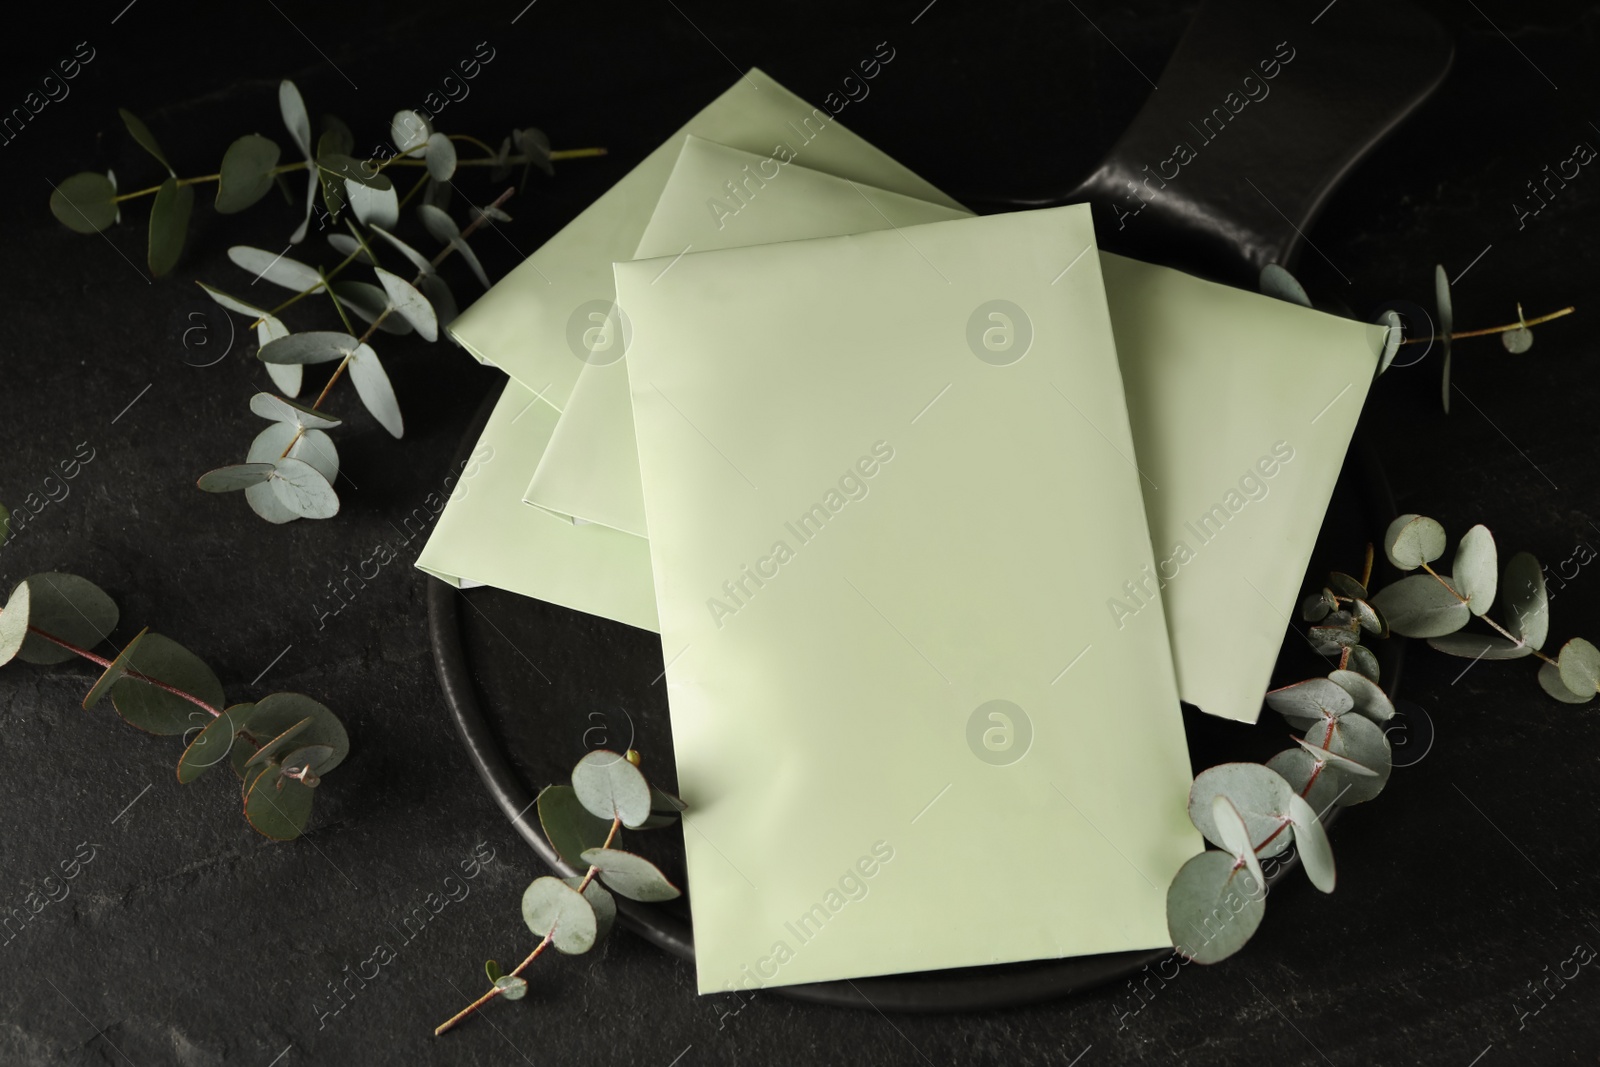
[[1384, 514, 1447, 571], [119, 107, 172, 173], [1211, 795, 1265, 893], [240, 693, 349, 775], [572, 749, 653, 828], [1309, 624, 1360, 654], [391, 110, 431, 154], [1343, 643, 1380, 684], [50, 172, 119, 234], [1556, 637, 1600, 699], [425, 132, 457, 181], [320, 152, 391, 192], [348, 343, 403, 439], [1259, 263, 1310, 307], [1301, 589, 1334, 622], [1292, 735, 1381, 779], [216, 134, 281, 214], [418, 273, 458, 331], [1327, 669, 1394, 723], [1369, 573, 1470, 638], [369, 225, 434, 276], [0, 580, 31, 668], [494, 975, 528, 1001], [328, 281, 411, 335], [1326, 571, 1368, 600], [344, 180, 399, 230], [177, 703, 252, 784], [228, 245, 324, 293], [1452, 525, 1498, 617], [579, 847, 682, 902], [244, 716, 314, 769], [521, 876, 597, 954], [1264, 677, 1352, 730], [1501, 552, 1549, 650], [278, 81, 311, 158], [245, 423, 338, 525], [1502, 326, 1534, 354], [1286, 793, 1335, 893], [563, 876, 616, 942], [197, 463, 275, 492], [328, 233, 374, 265], [1426, 633, 1532, 661], [1187, 763, 1295, 859], [109, 633, 225, 736], [418, 203, 460, 243], [1166, 850, 1265, 965], [16, 573, 118, 665], [147, 178, 193, 277], [374, 267, 437, 342], [1352, 598, 1388, 637], [1538, 661, 1593, 705], [245, 771, 316, 841], [83, 626, 149, 710], [1376, 309, 1403, 375], [451, 236, 490, 290], [249, 392, 341, 430], [281, 744, 336, 779], [1264, 747, 1344, 814], [1303, 713, 1390, 804], [258, 332, 358, 368], [484, 959, 504, 983], [537, 785, 615, 868]]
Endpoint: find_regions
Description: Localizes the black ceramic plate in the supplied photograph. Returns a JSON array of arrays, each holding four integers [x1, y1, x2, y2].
[[426, 382, 1403, 1013]]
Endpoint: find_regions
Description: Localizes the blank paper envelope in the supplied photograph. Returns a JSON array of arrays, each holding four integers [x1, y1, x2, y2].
[[614, 205, 1201, 992]]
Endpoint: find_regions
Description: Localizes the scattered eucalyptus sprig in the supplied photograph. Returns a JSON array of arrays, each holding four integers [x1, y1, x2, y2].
[[48, 81, 605, 523], [435, 748, 685, 1036], [0, 517, 347, 840]]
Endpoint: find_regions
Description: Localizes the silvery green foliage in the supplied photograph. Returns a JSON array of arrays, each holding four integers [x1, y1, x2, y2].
[[48, 82, 563, 524], [441, 750, 684, 1033], [1168, 515, 1597, 965], [0, 568, 345, 841]]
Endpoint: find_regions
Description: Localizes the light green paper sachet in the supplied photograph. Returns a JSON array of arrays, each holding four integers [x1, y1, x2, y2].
[[414, 380, 658, 632], [525, 135, 971, 535], [446, 67, 960, 412], [525, 137, 1387, 722], [616, 204, 1201, 992]]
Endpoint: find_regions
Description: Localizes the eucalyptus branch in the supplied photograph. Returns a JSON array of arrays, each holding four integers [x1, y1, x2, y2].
[[1400, 304, 1575, 344]]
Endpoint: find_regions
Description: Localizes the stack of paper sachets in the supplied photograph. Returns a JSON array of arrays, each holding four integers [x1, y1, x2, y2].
[[416, 69, 1385, 993]]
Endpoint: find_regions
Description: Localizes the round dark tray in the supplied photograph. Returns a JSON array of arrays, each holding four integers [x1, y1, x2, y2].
[[427, 382, 1404, 1012]]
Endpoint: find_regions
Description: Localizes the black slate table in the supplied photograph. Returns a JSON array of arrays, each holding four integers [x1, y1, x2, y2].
[[2, 1, 1597, 1064]]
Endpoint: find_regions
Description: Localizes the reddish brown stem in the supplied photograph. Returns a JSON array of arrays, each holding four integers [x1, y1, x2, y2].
[[24, 625, 222, 718]]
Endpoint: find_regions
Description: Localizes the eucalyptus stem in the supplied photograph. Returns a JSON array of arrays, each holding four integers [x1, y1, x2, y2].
[[434, 813, 621, 1036], [1400, 305, 1575, 344], [21, 625, 224, 718], [1418, 561, 1558, 665]]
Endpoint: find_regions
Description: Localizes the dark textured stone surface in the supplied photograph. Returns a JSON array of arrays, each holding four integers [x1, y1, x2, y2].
[[1, 1, 1596, 1064]]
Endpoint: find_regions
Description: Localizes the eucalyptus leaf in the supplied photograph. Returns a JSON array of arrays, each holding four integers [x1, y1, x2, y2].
[[391, 110, 431, 154], [1384, 514, 1447, 571], [0, 580, 29, 668], [270, 457, 339, 520], [1303, 712, 1390, 804], [1352, 598, 1388, 637], [1452, 525, 1498, 616], [484, 960, 504, 984], [110, 633, 226, 736], [329, 281, 412, 335], [1425, 633, 1532, 661], [1344, 643, 1380, 683], [562, 876, 616, 942], [1502, 327, 1534, 354], [237, 693, 348, 776], [1501, 552, 1550, 650], [1259, 263, 1310, 307], [417, 203, 459, 244], [281, 744, 335, 779], [50, 172, 119, 234], [1187, 763, 1295, 860], [119, 107, 172, 174], [327, 233, 374, 265], [494, 975, 528, 1001], [369, 225, 434, 276], [319, 152, 391, 193], [1211, 795, 1266, 894], [177, 703, 253, 783], [249, 391, 342, 429], [1264, 677, 1352, 729], [1538, 661, 1593, 704], [228, 245, 325, 293], [425, 132, 457, 181], [1326, 572, 1368, 600], [572, 749, 653, 828], [345, 343, 404, 439], [244, 716, 314, 768], [279, 81, 312, 159], [1166, 851, 1265, 965], [1369, 573, 1471, 638], [244, 422, 338, 524], [1301, 589, 1334, 622], [1556, 637, 1600, 699], [1309, 624, 1360, 654], [216, 134, 281, 213], [16, 573, 118, 665], [148, 178, 193, 276], [83, 627, 149, 710], [373, 267, 437, 341], [1327, 669, 1395, 723], [344, 179, 399, 230], [1286, 793, 1335, 893], [1264, 747, 1344, 814], [452, 237, 491, 290], [521, 876, 597, 954], [197, 463, 275, 492], [579, 847, 682, 902], [258, 332, 358, 368], [536, 785, 614, 869], [513, 127, 553, 183], [1376, 309, 1403, 375], [418, 274, 458, 332], [1292, 736, 1381, 778], [245, 772, 316, 841], [1437, 264, 1453, 413]]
